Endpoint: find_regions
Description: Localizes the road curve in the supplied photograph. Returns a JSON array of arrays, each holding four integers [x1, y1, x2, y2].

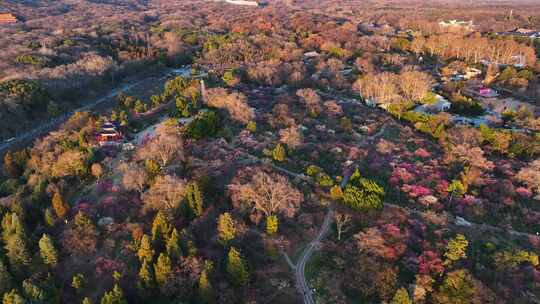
[[296, 208, 334, 304], [295, 171, 352, 304], [222, 119, 540, 302]]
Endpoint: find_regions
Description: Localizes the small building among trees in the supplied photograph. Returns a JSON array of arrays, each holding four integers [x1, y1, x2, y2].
[[97, 122, 123, 146], [414, 95, 451, 114]]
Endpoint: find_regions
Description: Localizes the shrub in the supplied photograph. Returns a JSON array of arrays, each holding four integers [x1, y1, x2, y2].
[[448, 93, 484, 116], [342, 170, 385, 211], [0, 79, 50, 109], [164, 76, 190, 99], [402, 111, 430, 123], [0, 179, 22, 195], [272, 144, 286, 162], [498, 67, 517, 82], [330, 185, 343, 200], [517, 69, 534, 80], [266, 215, 278, 235], [246, 121, 257, 133], [306, 165, 321, 176], [421, 92, 438, 105], [15, 54, 47, 66], [222, 69, 242, 86], [185, 110, 220, 139], [317, 172, 334, 187]]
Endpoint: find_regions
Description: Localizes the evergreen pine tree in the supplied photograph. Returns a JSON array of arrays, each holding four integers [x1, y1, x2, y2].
[[119, 111, 129, 127], [72, 273, 85, 291], [329, 185, 343, 200], [246, 121, 257, 133], [44, 208, 55, 227], [2, 289, 24, 304], [5, 233, 31, 270], [151, 211, 170, 244], [186, 182, 203, 217], [153, 253, 172, 288], [52, 192, 69, 219], [82, 297, 92, 304], [272, 144, 286, 162], [166, 228, 182, 260], [342, 175, 384, 211], [22, 279, 46, 302], [444, 234, 469, 266], [2, 212, 28, 274], [217, 213, 236, 246], [39, 233, 58, 266], [350, 168, 361, 183], [391, 287, 412, 304], [266, 215, 278, 236], [112, 271, 122, 283], [137, 234, 154, 263], [2, 213, 25, 243], [134, 100, 145, 113], [67, 212, 98, 256], [3, 151, 19, 178], [198, 269, 213, 303], [448, 179, 466, 204], [100, 284, 126, 304], [226, 247, 249, 287], [138, 259, 154, 289]]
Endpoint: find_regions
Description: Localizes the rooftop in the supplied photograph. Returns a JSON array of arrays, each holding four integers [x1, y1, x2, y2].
[[224, 0, 260, 6]]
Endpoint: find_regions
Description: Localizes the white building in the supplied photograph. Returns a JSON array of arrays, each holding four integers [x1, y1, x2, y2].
[[304, 51, 320, 58], [464, 67, 482, 79], [225, 0, 259, 6], [414, 95, 451, 114], [439, 20, 474, 31]]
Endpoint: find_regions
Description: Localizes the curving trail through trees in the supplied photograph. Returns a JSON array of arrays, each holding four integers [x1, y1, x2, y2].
[[295, 208, 334, 304], [290, 170, 353, 304]]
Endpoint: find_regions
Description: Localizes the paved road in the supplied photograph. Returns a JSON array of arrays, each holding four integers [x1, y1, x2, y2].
[[220, 102, 539, 302], [292, 172, 352, 304], [227, 138, 540, 302], [0, 67, 190, 155], [295, 208, 334, 304]]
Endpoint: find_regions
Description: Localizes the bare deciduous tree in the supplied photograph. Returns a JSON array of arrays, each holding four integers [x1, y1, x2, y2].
[[398, 69, 433, 102], [516, 159, 540, 195], [51, 150, 87, 179], [120, 163, 147, 194], [137, 123, 184, 168], [228, 167, 303, 218], [91, 163, 104, 181], [353, 72, 399, 105], [279, 126, 303, 149], [324, 100, 343, 116], [296, 88, 322, 116], [269, 103, 295, 128], [445, 126, 494, 172], [334, 212, 351, 241], [142, 175, 187, 213], [206, 88, 255, 124]]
